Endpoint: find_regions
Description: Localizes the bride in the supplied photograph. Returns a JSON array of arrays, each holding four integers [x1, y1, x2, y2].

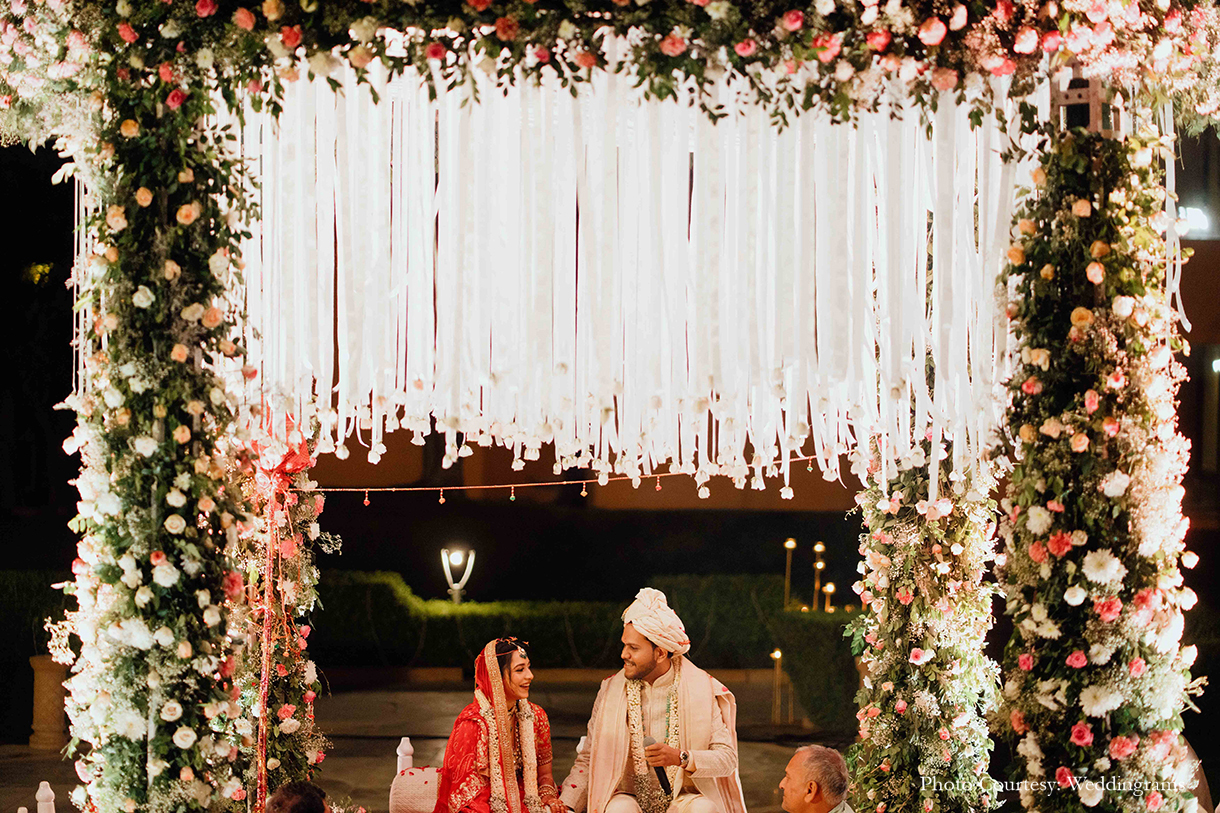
[[433, 639, 566, 813]]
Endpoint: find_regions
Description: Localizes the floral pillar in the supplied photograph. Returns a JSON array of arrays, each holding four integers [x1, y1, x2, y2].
[[995, 127, 1200, 812], [849, 443, 1000, 813], [237, 426, 336, 806]]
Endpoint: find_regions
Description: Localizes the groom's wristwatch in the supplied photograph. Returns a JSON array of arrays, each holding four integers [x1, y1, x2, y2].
[[679, 750, 690, 770]]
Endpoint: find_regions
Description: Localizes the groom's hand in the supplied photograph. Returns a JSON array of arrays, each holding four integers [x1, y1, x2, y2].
[[644, 743, 682, 767]]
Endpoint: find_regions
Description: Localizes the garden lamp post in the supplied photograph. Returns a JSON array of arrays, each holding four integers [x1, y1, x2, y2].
[[442, 548, 476, 603], [813, 541, 826, 610], [822, 582, 836, 613], [770, 649, 783, 724], [783, 538, 797, 608]]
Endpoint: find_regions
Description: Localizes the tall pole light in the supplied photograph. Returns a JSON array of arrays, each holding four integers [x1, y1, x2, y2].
[[822, 582, 836, 613], [783, 538, 797, 609], [813, 541, 825, 611], [441, 548, 476, 603], [770, 649, 783, 724]]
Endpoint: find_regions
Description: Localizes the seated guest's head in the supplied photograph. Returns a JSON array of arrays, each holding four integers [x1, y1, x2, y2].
[[779, 745, 850, 813], [267, 781, 329, 813]]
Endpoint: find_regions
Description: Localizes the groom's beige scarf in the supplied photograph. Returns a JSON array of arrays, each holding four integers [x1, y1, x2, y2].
[[583, 658, 747, 813]]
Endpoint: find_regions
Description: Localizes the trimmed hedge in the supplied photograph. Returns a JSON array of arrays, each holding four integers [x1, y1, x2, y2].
[[310, 571, 796, 669], [770, 609, 861, 734]]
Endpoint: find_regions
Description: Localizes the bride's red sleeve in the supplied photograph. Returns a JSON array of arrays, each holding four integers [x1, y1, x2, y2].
[[533, 704, 553, 766], [433, 714, 491, 813]]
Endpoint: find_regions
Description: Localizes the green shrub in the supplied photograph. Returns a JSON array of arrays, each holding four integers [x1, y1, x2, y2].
[[0, 570, 71, 658], [770, 609, 860, 734], [651, 574, 785, 668]]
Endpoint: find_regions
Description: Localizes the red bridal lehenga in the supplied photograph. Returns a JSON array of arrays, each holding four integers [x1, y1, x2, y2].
[[433, 640, 563, 813]]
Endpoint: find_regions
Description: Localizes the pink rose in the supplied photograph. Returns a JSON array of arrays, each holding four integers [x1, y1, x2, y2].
[[1147, 792, 1163, 812], [993, 0, 1014, 22], [574, 51, 598, 68], [931, 68, 958, 91], [1047, 500, 1064, 512], [1055, 767, 1074, 789], [734, 39, 757, 57], [1164, 10, 1182, 32], [1103, 416, 1120, 437], [1070, 722, 1094, 746], [223, 570, 245, 600], [1047, 532, 1073, 557], [533, 46, 551, 62], [660, 34, 687, 56], [938, 728, 950, 740], [1042, 30, 1062, 50], [281, 25, 302, 49], [866, 29, 892, 51], [150, 551, 167, 566], [233, 789, 247, 802], [1106, 370, 1125, 389], [1129, 657, 1146, 677], [1108, 735, 1138, 760], [1021, 376, 1042, 395], [277, 703, 297, 720], [1087, 261, 1105, 283], [469, 0, 491, 9], [196, 0, 218, 17], [117, 22, 138, 43], [1094, 596, 1122, 623], [1071, 433, 1090, 452], [158, 62, 176, 83], [812, 33, 842, 63], [895, 699, 907, 714], [987, 57, 1016, 76], [1066, 650, 1087, 669], [917, 17, 947, 46], [166, 88, 188, 109], [896, 587, 914, 605], [1028, 541, 1047, 563], [1010, 709, 1027, 734], [1018, 653, 1033, 671], [494, 16, 519, 41], [425, 42, 447, 60], [909, 648, 934, 665], [1084, 389, 1100, 414], [234, 8, 256, 30], [949, 4, 968, 29], [782, 9, 804, 30], [220, 657, 236, 677], [1013, 26, 1039, 53]]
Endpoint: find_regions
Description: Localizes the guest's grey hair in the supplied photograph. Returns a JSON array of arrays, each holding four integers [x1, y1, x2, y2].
[[795, 745, 849, 806]]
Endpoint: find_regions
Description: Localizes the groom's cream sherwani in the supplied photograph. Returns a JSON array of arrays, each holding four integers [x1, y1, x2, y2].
[[559, 658, 746, 813]]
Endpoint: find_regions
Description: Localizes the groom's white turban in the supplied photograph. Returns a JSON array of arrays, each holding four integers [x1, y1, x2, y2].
[[622, 588, 690, 655]]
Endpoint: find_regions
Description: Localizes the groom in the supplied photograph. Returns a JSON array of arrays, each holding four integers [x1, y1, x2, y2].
[[560, 589, 746, 813]]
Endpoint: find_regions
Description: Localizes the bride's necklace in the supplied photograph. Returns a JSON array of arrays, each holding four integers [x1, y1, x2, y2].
[[627, 659, 682, 813]]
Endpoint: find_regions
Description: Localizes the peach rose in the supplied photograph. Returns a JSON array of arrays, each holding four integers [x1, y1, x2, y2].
[[917, 17, 947, 46], [173, 424, 191, 444], [233, 7, 255, 30], [1006, 244, 1025, 265], [931, 67, 959, 91], [164, 259, 182, 281], [1072, 199, 1093, 217], [1090, 239, 1111, 258], [176, 201, 202, 225], [1071, 433, 1090, 452], [201, 306, 224, 329], [1086, 261, 1105, 284], [178, 168, 194, 183], [1039, 263, 1055, 280], [171, 343, 189, 362], [1070, 306, 1094, 328], [262, 0, 284, 21], [660, 34, 687, 56], [120, 119, 140, 138], [135, 187, 153, 207]]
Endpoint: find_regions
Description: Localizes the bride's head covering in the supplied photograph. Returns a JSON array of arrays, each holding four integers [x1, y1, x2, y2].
[[622, 588, 690, 656], [474, 638, 535, 813]]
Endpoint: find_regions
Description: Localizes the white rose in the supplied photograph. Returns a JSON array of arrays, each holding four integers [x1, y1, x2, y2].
[[1078, 781, 1104, 807], [132, 286, 155, 308], [152, 562, 180, 587], [267, 757, 281, 771], [154, 626, 175, 647], [815, 0, 835, 13], [1112, 295, 1135, 318], [160, 701, 183, 722], [203, 606, 222, 627], [1064, 586, 1087, 606], [134, 437, 159, 457], [308, 51, 340, 77], [196, 589, 211, 608], [557, 20, 577, 40], [706, 0, 731, 17], [304, 661, 317, 684], [278, 718, 302, 734], [172, 727, 198, 749], [195, 48, 214, 70], [350, 16, 379, 42], [148, 758, 168, 777], [135, 586, 154, 608], [208, 250, 228, 277], [180, 303, 205, 322], [160, 19, 182, 38], [166, 489, 187, 508], [116, 0, 133, 16], [1100, 470, 1131, 498], [163, 514, 187, 535], [177, 640, 193, 659], [266, 35, 289, 59]]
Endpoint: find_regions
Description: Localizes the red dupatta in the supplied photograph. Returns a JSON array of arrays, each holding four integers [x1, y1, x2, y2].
[[433, 641, 551, 813]]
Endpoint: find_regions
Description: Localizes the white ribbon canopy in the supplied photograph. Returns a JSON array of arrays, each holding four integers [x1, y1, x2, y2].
[[235, 59, 1019, 492]]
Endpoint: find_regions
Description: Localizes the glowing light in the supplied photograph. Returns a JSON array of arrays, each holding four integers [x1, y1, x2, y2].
[[813, 542, 826, 553], [771, 649, 783, 660], [1180, 206, 1209, 235], [784, 538, 797, 550], [815, 561, 825, 570], [1212, 358, 1220, 374], [448, 550, 464, 566], [823, 582, 836, 594]]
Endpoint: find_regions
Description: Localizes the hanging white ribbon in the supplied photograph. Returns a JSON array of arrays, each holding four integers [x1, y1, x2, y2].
[[228, 55, 1018, 489]]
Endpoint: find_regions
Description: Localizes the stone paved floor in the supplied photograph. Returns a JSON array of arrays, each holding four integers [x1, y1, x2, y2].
[[0, 679, 841, 813]]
